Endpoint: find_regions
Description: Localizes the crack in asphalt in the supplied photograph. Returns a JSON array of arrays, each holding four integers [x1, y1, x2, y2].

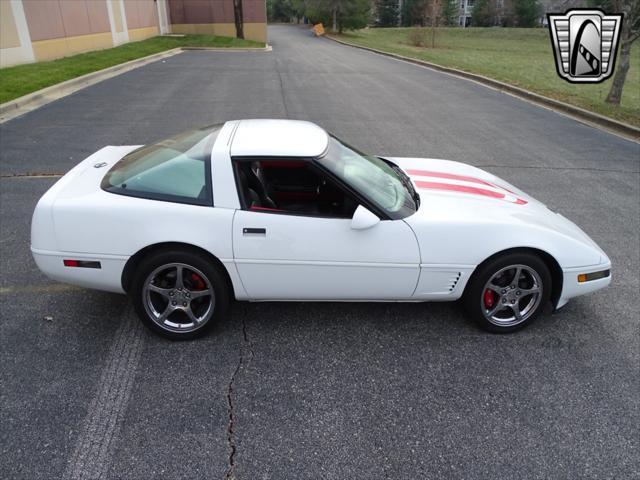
[[275, 59, 289, 118], [1, 172, 63, 178], [224, 313, 255, 480], [0, 284, 81, 294]]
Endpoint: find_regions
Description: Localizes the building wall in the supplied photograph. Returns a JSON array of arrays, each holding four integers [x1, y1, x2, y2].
[[123, 0, 161, 41], [168, 0, 267, 43], [1, 0, 36, 66], [0, 0, 266, 68], [0, 0, 166, 67], [458, 0, 473, 27], [22, 0, 114, 62]]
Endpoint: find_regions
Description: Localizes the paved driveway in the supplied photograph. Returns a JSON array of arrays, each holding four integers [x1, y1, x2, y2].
[[1, 25, 638, 479]]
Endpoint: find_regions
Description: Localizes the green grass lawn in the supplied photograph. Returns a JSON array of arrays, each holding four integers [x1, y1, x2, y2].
[[335, 27, 640, 127], [0, 34, 264, 104]]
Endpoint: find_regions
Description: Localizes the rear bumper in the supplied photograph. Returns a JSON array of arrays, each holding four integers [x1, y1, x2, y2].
[[556, 261, 612, 309], [31, 248, 128, 294]]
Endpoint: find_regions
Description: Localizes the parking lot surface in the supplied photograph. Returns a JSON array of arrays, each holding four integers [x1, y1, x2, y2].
[[1, 25, 638, 479]]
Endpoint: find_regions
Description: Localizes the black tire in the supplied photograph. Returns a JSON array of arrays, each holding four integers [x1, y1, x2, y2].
[[130, 249, 229, 340], [463, 252, 552, 333]]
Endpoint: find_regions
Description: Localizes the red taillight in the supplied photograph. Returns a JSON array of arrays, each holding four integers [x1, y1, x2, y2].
[[63, 259, 101, 269]]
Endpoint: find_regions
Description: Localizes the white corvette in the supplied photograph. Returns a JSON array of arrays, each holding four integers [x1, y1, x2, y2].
[[31, 119, 611, 339]]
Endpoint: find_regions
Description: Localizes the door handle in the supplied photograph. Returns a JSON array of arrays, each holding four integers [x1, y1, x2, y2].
[[243, 228, 266, 235]]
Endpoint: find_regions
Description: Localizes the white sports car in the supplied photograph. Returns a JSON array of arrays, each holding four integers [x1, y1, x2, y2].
[[31, 119, 611, 339]]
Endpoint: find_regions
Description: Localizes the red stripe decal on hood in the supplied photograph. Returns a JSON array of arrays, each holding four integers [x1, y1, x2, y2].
[[414, 180, 505, 199], [406, 169, 492, 187], [405, 169, 515, 194], [414, 181, 528, 205]]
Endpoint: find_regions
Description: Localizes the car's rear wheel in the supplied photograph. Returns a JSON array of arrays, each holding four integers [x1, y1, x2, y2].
[[131, 250, 229, 340], [464, 252, 551, 333]]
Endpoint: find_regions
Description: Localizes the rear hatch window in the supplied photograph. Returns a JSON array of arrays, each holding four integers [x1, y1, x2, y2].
[[102, 125, 222, 206]]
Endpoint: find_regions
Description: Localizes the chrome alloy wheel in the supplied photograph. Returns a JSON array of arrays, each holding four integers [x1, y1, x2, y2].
[[142, 262, 215, 333], [481, 264, 543, 327]]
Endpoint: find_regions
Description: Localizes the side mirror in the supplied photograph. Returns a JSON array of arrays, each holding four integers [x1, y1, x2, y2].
[[351, 205, 380, 230]]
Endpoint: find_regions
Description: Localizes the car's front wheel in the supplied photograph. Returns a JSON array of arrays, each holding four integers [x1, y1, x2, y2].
[[464, 252, 552, 333], [131, 249, 229, 340]]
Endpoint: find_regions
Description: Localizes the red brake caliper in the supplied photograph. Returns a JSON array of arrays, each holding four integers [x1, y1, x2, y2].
[[483, 289, 496, 309], [190, 272, 205, 290]]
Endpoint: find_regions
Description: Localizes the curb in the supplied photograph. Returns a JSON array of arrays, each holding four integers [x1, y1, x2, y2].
[[0, 48, 182, 123], [0, 44, 271, 124], [326, 35, 640, 142], [182, 44, 272, 52]]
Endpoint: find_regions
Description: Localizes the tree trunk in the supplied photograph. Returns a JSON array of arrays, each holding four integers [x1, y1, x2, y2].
[[605, 0, 639, 105], [233, 0, 244, 39], [430, 0, 440, 48], [332, 7, 337, 32], [606, 38, 631, 105]]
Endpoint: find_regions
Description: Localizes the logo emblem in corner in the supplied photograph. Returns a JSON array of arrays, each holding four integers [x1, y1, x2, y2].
[[93, 162, 108, 168], [548, 9, 623, 83]]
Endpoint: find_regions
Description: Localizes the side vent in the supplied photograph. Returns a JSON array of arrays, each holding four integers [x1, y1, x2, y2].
[[448, 272, 462, 292], [414, 269, 469, 297]]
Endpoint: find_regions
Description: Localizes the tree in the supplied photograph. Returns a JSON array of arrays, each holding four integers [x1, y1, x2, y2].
[[376, 0, 400, 27], [441, 0, 459, 26], [306, 0, 371, 32], [513, 0, 540, 27], [472, 0, 493, 25], [377, 0, 400, 26], [589, 0, 640, 105], [472, 0, 518, 26], [268, 0, 293, 22], [339, 0, 372, 30], [402, 0, 428, 26], [499, 0, 516, 26], [233, 0, 244, 38], [427, 0, 442, 46], [291, 0, 308, 22]]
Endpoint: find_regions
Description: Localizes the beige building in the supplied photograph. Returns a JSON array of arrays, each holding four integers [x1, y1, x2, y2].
[[169, 0, 266, 41], [0, 0, 266, 68]]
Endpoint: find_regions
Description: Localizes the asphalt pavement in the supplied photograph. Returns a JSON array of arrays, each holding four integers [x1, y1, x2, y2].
[[1, 25, 638, 479]]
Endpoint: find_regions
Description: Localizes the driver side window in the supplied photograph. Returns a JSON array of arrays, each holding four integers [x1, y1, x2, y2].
[[233, 159, 358, 218]]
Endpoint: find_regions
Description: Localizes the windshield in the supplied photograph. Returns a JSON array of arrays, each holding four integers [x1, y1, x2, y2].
[[316, 136, 417, 219], [102, 125, 222, 206]]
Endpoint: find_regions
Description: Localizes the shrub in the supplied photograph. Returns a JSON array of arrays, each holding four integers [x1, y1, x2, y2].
[[407, 27, 428, 47]]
